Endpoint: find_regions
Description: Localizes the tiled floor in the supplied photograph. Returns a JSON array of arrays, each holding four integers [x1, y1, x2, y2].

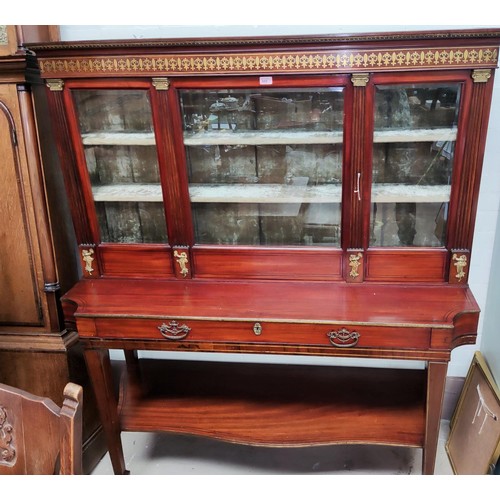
[[91, 420, 453, 475]]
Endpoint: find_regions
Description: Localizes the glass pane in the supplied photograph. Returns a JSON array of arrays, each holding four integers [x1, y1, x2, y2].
[[180, 88, 344, 247], [370, 84, 460, 247], [73, 89, 167, 243]]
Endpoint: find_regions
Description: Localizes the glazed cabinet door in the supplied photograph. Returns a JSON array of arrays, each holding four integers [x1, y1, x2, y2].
[[58, 81, 175, 278], [360, 72, 474, 282], [169, 76, 350, 280]]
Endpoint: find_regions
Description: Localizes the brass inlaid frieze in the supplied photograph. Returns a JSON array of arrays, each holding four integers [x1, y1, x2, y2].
[[38, 46, 499, 78]]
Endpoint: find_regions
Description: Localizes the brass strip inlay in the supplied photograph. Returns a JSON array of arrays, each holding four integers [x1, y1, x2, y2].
[[472, 68, 492, 83], [38, 46, 499, 77], [81, 337, 451, 363], [74, 312, 456, 329]]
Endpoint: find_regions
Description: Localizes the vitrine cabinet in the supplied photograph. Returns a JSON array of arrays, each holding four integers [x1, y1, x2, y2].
[[30, 28, 500, 474]]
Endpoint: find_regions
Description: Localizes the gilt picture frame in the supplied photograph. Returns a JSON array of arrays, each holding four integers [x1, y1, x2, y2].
[[446, 351, 500, 474]]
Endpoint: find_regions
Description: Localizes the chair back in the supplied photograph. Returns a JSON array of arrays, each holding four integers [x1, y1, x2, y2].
[[0, 382, 83, 474]]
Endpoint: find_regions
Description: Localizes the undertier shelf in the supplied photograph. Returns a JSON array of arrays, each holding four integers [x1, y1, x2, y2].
[[119, 359, 426, 448]]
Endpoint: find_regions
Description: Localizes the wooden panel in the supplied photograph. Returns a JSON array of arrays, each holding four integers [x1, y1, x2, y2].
[[99, 244, 174, 278], [365, 249, 447, 282], [120, 359, 426, 448], [0, 87, 41, 325], [192, 246, 342, 280], [94, 317, 430, 350]]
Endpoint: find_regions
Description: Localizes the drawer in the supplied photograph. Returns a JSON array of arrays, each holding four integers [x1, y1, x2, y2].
[[93, 318, 431, 350]]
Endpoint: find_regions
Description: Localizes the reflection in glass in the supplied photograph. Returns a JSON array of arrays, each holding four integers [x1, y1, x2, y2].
[[370, 84, 460, 247], [73, 89, 167, 244], [179, 88, 344, 246]]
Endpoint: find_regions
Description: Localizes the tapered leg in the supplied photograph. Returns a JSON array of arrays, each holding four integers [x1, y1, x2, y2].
[[423, 361, 448, 475], [84, 348, 128, 475], [124, 349, 142, 402]]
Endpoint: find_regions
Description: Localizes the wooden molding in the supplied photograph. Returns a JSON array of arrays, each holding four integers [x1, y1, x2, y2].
[[36, 45, 499, 78]]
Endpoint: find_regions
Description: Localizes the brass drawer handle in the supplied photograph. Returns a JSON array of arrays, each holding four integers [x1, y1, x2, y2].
[[158, 321, 191, 340], [327, 327, 360, 348]]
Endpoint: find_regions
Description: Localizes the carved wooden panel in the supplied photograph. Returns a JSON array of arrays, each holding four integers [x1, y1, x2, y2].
[[0, 404, 16, 466]]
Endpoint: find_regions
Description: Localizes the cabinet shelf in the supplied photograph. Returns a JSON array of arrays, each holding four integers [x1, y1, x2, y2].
[[82, 132, 156, 146], [80, 128, 457, 148], [189, 183, 342, 203], [183, 130, 344, 146], [91, 183, 450, 204], [120, 359, 426, 448], [372, 184, 450, 203], [373, 127, 457, 143]]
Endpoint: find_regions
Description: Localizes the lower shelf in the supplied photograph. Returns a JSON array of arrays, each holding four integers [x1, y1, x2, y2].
[[119, 359, 426, 448]]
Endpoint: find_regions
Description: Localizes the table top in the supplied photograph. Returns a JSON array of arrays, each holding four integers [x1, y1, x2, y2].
[[62, 279, 479, 329]]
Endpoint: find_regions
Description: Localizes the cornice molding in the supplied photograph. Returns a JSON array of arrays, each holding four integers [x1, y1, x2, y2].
[[26, 28, 500, 52]]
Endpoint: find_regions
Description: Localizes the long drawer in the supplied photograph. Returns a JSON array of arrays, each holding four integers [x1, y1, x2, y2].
[[91, 317, 431, 350]]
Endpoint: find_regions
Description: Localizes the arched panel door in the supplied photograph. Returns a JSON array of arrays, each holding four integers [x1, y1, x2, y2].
[[0, 89, 41, 325]]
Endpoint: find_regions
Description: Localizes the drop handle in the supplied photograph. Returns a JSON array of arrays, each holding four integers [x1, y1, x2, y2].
[[353, 172, 361, 201], [327, 328, 360, 348], [158, 320, 191, 340]]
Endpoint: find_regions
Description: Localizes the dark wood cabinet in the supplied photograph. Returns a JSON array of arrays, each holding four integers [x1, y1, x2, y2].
[[29, 28, 500, 474], [0, 25, 105, 474]]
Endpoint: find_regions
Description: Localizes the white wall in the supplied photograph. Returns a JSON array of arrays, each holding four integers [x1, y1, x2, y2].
[[58, 25, 500, 378]]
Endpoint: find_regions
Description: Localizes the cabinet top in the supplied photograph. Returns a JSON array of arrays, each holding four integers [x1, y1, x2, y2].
[[28, 28, 500, 79]]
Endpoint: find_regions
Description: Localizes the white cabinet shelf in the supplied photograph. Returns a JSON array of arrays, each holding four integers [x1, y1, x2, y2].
[[82, 132, 156, 146], [80, 127, 457, 147], [92, 183, 451, 204], [189, 183, 342, 203], [373, 127, 457, 143], [92, 184, 163, 202], [183, 130, 343, 146], [372, 184, 450, 203]]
